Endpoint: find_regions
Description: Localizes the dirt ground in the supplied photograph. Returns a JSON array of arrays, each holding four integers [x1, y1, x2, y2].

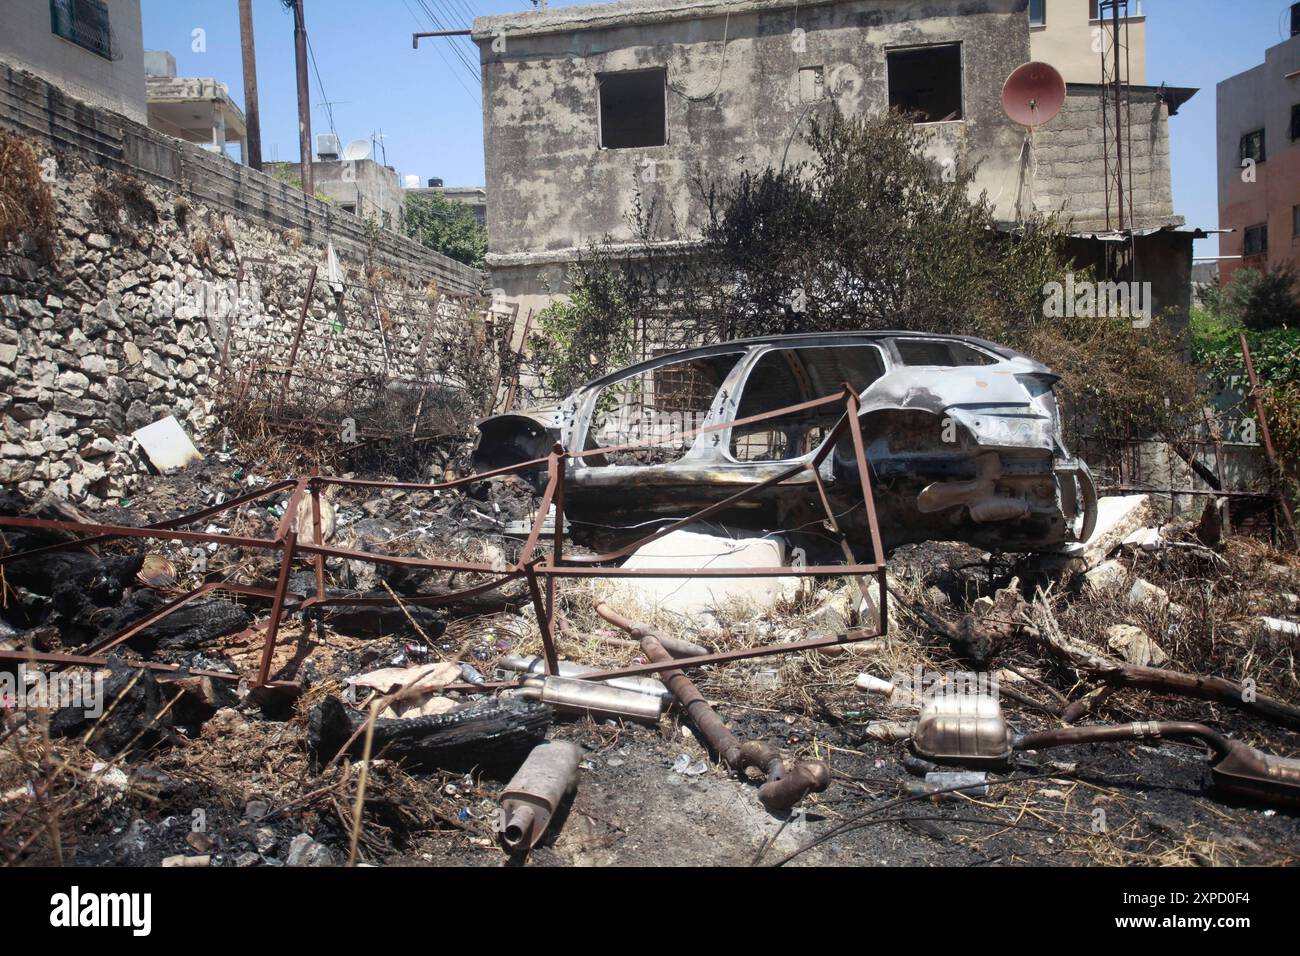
[[3, 443, 1300, 868]]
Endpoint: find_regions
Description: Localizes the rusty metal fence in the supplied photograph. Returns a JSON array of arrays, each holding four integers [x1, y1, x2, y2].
[[0, 385, 889, 693]]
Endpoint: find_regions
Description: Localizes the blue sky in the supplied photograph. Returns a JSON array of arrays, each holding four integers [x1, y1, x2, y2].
[[142, 0, 1297, 257]]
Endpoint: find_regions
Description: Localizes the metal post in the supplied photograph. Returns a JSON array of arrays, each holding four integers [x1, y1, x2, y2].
[[258, 530, 298, 686], [279, 265, 317, 411], [291, 0, 313, 196], [525, 565, 560, 676], [1241, 334, 1298, 547], [238, 0, 263, 169]]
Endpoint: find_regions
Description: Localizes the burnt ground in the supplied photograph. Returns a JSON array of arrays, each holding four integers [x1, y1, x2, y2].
[[2, 443, 1300, 868]]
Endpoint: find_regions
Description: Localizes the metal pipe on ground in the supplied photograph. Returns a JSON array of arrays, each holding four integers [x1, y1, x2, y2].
[[593, 601, 830, 813], [498, 654, 671, 700]]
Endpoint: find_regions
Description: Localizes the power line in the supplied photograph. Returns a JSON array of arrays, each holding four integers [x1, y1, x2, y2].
[[305, 33, 339, 144], [401, 0, 480, 106], [415, 0, 480, 82]]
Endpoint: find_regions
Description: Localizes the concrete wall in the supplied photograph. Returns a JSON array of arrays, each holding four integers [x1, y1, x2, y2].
[[0, 0, 146, 123], [276, 159, 403, 230], [1029, 0, 1146, 85], [473, 0, 1179, 307], [1216, 32, 1300, 283], [1029, 83, 1176, 231]]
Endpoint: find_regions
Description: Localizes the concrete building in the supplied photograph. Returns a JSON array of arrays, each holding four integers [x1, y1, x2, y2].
[[144, 51, 248, 164], [403, 181, 488, 227], [471, 0, 1190, 319], [273, 158, 403, 229], [0, 0, 146, 122], [443, 186, 488, 226], [1216, 5, 1300, 284], [1029, 0, 1145, 85]]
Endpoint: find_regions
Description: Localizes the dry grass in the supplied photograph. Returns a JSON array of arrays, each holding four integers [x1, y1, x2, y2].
[[0, 130, 56, 257]]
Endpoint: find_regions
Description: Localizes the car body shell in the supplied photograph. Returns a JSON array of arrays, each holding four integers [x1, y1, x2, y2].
[[473, 331, 1097, 556]]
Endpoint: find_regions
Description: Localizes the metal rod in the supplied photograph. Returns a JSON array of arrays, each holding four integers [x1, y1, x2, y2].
[[279, 266, 318, 412], [257, 531, 298, 686], [1240, 332, 1299, 546]]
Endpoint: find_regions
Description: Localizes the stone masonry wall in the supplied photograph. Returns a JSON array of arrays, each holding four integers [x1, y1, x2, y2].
[[0, 143, 487, 509]]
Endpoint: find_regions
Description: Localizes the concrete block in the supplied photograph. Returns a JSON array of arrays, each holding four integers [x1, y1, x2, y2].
[[609, 529, 800, 616], [1062, 495, 1154, 567]]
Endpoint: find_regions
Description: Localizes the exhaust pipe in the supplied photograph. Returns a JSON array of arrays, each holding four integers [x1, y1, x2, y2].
[[593, 602, 830, 813]]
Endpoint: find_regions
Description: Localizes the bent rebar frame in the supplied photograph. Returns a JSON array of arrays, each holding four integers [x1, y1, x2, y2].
[[0, 385, 889, 692]]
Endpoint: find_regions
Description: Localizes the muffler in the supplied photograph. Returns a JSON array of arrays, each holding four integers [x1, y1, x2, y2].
[[911, 694, 1300, 809], [516, 673, 665, 724], [496, 740, 582, 852]]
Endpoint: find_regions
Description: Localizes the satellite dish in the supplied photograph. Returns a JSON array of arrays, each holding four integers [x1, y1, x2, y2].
[[1001, 62, 1066, 129], [341, 139, 371, 162]]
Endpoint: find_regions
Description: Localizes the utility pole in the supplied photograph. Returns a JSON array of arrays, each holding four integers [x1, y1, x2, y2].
[[1111, 0, 1124, 231], [238, 0, 262, 170], [291, 0, 313, 196]]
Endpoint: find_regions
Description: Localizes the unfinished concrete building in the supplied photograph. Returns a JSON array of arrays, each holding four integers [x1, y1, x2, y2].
[[144, 50, 248, 165], [471, 0, 1195, 333]]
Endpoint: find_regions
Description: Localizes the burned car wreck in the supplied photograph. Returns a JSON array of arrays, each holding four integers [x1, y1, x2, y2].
[[474, 332, 1097, 556]]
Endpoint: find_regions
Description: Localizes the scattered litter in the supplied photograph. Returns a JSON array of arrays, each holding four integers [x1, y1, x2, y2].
[[131, 415, 202, 473], [672, 754, 709, 776]]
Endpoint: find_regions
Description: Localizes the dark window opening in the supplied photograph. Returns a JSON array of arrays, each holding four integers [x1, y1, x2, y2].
[[50, 0, 113, 59], [1240, 129, 1266, 165], [729, 346, 885, 461], [590, 352, 741, 466], [887, 45, 963, 123], [895, 339, 996, 367], [1292, 1, 1299, 37], [1293, 205, 1299, 238], [798, 65, 824, 103], [1244, 223, 1268, 257], [1029, 0, 1046, 27], [598, 69, 667, 149], [1291, 104, 1300, 142]]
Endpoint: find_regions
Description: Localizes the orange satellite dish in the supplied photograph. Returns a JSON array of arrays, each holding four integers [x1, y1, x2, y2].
[[1001, 62, 1067, 129]]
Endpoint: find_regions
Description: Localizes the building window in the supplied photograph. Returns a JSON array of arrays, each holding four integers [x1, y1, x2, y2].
[[887, 44, 963, 123], [1240, 129, 1266, 165], [1029, 0, 1046, 27], [1293, 204, 1300, 238], [798, 65, 824, 103], [1091, 1, 1143, 20], [598, 69, 667, 149], [50, 0, 113, 59], [1292, 104, 1300, 142], [1243, 223, 1268, 257]]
